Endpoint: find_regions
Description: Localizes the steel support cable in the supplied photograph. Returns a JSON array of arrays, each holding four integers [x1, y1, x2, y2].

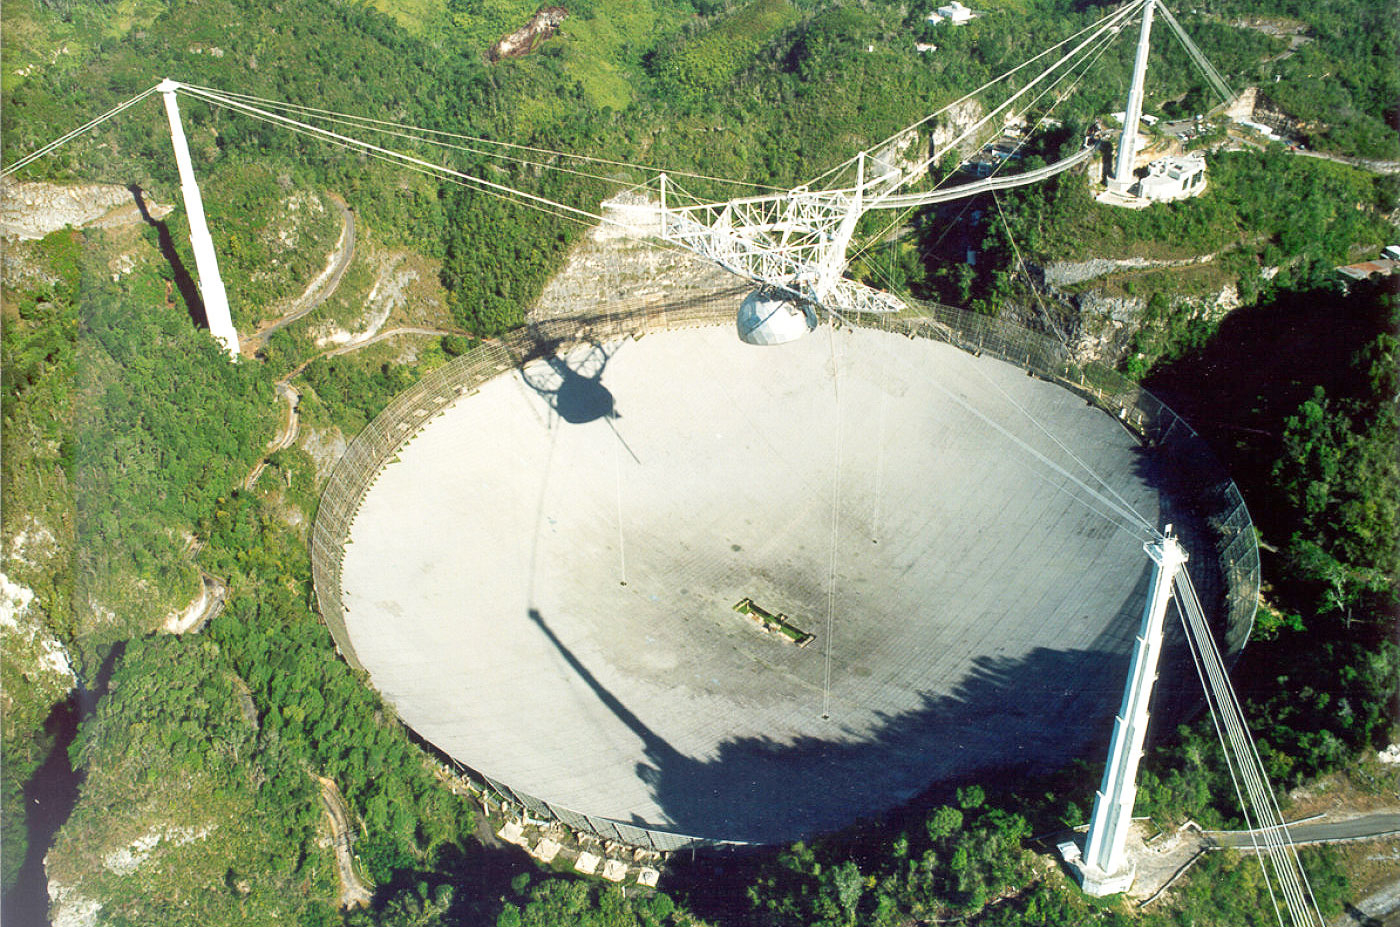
[[852, 29, 1161, 541], [2, 84, 161, 177], [582, 2, 1136, 268], [1178, 572, 1322, 925], [174, 81, 784, 192], [965, 357, 1159, 537], [185, 94, 665, 194], [815, 5, 1132, 206], [1175, 593, 1288, 927], [1177, 574, 1287, 860], [822, 325, 842, 720], [242, 112, 762, 290], [990, 188, 1067, 346], [207, 105, 666, 191], [864, 0, 1144, 213], [1177, 579, 1286, 870], [178, 84, 613, 227], [301, 121, 725, 286], [872, 300, 1145, 546], [847, 13, 1124, 278], [175, 82, 742, 274], [1178, 598, 1311, 927], [846, 20, 1122, 285], [658, 174, 708, 212], [1155, 3, 1234, 103], [1175, 570, 1323, 925], [879, 11, 1123, 213], [919, 374, 1157, 540], [344, 142, 602, 231], [197, 98, 601, 234], [1175, 586, 1282, 913], [357, 146, 729, 286], [807, 0, 1148, 190]]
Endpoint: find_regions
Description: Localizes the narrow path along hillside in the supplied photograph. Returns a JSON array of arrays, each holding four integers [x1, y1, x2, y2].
[[314, 774, 372, 909], [241, 192, 356, 355]]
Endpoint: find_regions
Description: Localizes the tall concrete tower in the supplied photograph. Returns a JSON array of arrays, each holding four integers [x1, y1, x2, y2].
[[1108, 0, 1156, 196], [1069, 529, 1187, 895], [157, 79, 239, 357]]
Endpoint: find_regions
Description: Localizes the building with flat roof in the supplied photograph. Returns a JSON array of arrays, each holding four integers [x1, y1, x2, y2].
[[928, 1, 973, 24], [1135, 151, 1207, 203]]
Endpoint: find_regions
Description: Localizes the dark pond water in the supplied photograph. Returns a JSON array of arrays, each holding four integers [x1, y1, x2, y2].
[[2, 643, 123, 927]]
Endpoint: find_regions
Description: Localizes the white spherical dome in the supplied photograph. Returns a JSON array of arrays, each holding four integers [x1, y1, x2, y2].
[[736, 290, 816, 345]]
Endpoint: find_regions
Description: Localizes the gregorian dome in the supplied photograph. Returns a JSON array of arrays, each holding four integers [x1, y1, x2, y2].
[[736, 289, 817, 345]]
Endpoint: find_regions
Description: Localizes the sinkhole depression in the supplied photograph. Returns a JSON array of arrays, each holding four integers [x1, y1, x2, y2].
[[322, 319, 1251, 847]]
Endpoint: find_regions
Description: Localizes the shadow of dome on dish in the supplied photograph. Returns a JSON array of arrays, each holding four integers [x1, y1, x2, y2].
[[519, 342, 619, 425]]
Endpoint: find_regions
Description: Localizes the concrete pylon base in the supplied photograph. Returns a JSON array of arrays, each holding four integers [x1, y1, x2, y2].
[[1059, 836, 1136, 896], [1075, 858, 1136, 896], [1095, 187, 1151, 209]]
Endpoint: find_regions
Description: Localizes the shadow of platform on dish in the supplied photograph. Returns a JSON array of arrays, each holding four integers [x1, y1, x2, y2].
[[528, 575, 1203, 846]]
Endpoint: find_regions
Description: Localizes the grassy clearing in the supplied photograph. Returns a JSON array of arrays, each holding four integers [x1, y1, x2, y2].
[[367, 0, 451, 36], [0, 0, 167, 94], [557, 1, 697, 111]]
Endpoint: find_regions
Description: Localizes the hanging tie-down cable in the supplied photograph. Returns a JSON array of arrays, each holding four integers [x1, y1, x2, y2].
[[1175, 568, 1324, 926]]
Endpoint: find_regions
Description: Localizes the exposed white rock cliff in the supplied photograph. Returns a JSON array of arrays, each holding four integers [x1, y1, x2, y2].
[[1, 182, 172, 240], [102, 825, 215, 876], [0, 571, 76, 691], [47, 879, 102, 927]]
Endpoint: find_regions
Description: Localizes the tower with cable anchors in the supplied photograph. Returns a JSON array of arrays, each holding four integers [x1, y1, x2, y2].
[[1107, 0, 1157, 198], [648, 0, 1234, 343], [1061, 527, 1187, 895]]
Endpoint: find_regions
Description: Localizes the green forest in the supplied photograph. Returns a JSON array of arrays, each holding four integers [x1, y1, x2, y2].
[[2, 0, 1396, 924]]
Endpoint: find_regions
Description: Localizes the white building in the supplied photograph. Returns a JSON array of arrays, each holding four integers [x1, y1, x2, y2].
[[1135, 151, 1207, 202], [1110, 110, 1159, 127], [928, 1, 973, 24]]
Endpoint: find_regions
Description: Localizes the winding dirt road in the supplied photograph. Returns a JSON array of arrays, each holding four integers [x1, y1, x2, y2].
[[314, 774, 372, 909], [243, 382, 302, 489], [241, 193, 356, 355]]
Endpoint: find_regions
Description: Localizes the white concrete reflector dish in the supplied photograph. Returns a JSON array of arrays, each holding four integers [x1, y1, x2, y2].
[[340, 325, 1179, 844], [736, 289, 817, 345]]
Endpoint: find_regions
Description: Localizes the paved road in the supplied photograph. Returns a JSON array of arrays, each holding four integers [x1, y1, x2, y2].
[[1293, 148, 1400, 175], [1222, 129, 1400, 174], [1208, 812, 1400, 849]]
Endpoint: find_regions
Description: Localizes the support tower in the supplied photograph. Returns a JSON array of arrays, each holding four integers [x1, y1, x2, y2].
[[1067, 529, 1187, 895], [1108, 0, 1156, 196], [158, 79, 239, 357]]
